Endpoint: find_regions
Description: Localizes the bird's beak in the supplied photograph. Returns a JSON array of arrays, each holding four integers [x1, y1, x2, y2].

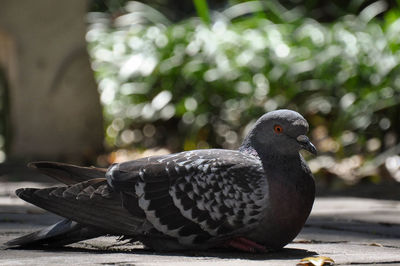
[[297, 135, 317, 155]]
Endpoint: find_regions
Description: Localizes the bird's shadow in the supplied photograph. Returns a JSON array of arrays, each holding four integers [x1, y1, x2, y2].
[[6, 244, 317, 260], [179, 247, 318, 260]]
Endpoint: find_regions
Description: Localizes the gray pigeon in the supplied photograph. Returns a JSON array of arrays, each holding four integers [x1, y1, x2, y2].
[[6, 109, 316, 252]]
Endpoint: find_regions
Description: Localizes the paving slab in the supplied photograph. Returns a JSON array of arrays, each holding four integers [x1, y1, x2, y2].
[[0, 182, 399, 265]]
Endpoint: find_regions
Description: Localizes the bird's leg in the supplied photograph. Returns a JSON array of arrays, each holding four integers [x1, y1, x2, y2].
[[225, 237, 267, 253]]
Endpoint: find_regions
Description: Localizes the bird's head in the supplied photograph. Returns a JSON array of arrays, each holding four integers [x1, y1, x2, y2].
[[242, 109, 317, 157]]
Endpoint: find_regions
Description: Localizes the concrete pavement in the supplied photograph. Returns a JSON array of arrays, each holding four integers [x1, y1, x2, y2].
[[1, 182, 399, 265]]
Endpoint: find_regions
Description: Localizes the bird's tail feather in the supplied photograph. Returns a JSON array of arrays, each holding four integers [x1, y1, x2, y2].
[[7, 163, 146, 247], [12, 180, 143, 239], [5, 219, 104, 247], [29, 161, 107, 185]]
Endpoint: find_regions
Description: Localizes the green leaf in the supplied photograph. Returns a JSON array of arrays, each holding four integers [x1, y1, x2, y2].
[[193, 0, 210, 25]]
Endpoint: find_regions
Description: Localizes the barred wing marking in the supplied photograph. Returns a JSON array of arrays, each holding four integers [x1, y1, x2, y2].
[[169, 150, 267, 236], [113, 149, 268, 245]]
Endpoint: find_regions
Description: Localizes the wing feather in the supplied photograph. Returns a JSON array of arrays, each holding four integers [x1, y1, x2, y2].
[[16, 180, 144, 236], [29, 161, 106, 185], [107, 149, 268, 245]]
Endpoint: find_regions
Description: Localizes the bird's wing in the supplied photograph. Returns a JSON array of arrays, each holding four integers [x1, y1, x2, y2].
[[15, 178, 145, 236], [29, 161, 107, 185], [107, 149, 268, 245], [5, 218, 104, 247]]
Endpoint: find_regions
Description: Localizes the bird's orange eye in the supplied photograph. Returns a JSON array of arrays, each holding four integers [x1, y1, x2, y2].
[[274, 125, 283, 134]]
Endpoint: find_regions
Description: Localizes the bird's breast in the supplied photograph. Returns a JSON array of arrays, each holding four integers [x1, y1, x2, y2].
[[248, 171, 315, 249]]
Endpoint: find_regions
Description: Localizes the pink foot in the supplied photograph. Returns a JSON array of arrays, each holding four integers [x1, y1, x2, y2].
[[225, 237, 267, 253]]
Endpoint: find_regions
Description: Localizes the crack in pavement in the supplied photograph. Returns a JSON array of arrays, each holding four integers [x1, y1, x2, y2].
[[339, 261, 400, 265], [306, 223, 400, 239], [100, 262, 136, 266], [294, 239, 400, 249]]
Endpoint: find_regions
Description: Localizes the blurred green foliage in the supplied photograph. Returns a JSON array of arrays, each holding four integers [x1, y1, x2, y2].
[[90, 0, 227, 21], [87, 0, 400, 182]]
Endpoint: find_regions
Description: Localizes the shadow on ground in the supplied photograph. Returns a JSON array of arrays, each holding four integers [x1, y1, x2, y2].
[[5, 245, 317, 261]]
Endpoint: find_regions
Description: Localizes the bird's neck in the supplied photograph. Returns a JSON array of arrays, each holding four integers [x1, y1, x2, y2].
[[238, 141, 260, 158], [240, 140, 305, 185], [261, 153, 302, 175], [240, 139, 299, 164]]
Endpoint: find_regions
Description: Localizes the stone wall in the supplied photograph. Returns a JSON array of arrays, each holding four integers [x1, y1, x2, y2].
[[0, 0, 103, 163]]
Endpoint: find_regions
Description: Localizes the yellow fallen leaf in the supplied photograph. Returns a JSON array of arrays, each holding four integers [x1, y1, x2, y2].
[[297, 256, 335, 266], [368, 243, 383, 247]]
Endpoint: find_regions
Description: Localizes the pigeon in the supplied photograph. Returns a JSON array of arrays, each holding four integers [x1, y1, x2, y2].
[[6, 109, 316, 252]]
